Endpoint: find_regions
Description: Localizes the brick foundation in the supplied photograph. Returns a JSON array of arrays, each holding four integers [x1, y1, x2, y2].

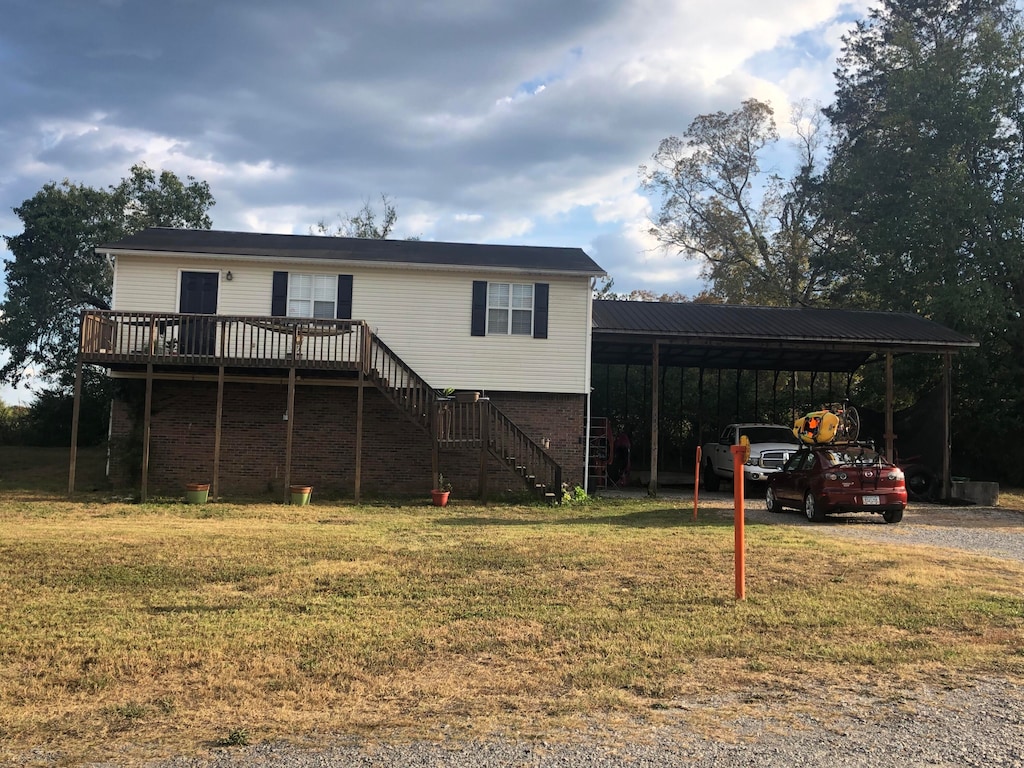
[[108, 380, 586, 499]]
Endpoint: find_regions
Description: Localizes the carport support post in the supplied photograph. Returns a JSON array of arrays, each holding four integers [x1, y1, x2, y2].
[[648, 340, 660, 496], [942, 352, 952, 500], [884, 353, 895, 461]]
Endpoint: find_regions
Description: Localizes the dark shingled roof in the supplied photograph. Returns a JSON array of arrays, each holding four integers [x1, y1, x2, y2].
[[592, 300, 977, 372], [100, 228, 606, 275]]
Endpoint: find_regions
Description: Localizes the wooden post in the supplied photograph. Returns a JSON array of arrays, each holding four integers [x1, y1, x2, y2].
[[68, 355, 84, 495], [212, 365, 224, 500], [141, 363, 154, 502], [478, 403, 490, 502], [283, 366, 296, 502], [942, 352, 952, 501], [355, 365, 364, 503], [648, 340, 660, 496], [884, 352, 895, 461]]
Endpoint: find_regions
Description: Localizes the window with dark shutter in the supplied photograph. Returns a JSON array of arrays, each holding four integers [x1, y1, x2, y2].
[[533, 283, 549, 339], [471, 281, 487, 336], [337, 274, 353, 319], [271, 271, 288, 316]]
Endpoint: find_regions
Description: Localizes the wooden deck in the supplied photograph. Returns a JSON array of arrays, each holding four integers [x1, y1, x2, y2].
[[79, 310, 366, 371]]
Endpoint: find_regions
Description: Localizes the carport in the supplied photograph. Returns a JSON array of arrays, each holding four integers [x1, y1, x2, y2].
[[588, 300, 978, 498]]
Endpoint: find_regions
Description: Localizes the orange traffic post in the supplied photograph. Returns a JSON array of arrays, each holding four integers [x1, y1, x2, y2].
[[730, 444, 746, 600], [693, 445, 701, 521]]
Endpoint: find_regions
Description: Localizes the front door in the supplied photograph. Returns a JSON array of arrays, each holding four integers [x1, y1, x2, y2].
[[179, 271, 219, 355]]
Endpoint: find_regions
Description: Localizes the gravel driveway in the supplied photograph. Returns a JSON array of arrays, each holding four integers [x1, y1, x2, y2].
[[132, 499, 1024, 768]]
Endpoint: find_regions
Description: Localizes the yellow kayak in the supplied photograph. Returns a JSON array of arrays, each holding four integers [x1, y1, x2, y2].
[[794, 410, 840, 445]]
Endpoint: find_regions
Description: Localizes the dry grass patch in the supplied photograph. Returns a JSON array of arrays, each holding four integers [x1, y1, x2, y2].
[[0, 463, 1022, 764]]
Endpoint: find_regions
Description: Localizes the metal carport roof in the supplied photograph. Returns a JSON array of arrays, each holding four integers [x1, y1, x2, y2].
[[591, 300, 978, 372]]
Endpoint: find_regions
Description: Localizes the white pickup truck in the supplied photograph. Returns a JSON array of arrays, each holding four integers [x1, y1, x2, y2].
[[701, 423, 802, 491]]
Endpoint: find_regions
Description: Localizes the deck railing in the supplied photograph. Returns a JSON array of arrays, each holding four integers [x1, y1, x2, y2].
[[80, 310, 365, 370]]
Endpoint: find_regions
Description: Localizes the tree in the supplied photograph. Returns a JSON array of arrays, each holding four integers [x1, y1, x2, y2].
[[823, 0, 1024, 483], [640, 99, 846, 306], [0, 165, 215, 388], [313, 194, 399, 239]]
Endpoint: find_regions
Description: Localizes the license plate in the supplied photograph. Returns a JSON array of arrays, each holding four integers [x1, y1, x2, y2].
[[863, 495, 881, 505]]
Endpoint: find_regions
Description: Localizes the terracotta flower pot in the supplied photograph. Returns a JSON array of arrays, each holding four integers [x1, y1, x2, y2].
[[289, 485, 313, 506], [185, 482, 210, 504], [431, 489, 450, 507]]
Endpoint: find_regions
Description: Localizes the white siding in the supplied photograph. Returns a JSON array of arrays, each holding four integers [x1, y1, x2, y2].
[[112, 254, 593, 393]]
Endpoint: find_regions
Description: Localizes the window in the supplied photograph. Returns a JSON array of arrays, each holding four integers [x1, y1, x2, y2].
[[288, 274, 336, 319], [487, 282, 534, 335]]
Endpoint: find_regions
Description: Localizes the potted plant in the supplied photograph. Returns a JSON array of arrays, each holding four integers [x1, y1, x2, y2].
[[431, 473, 452, 507]]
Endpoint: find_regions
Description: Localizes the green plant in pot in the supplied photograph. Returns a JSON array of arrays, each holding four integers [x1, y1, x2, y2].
[[431, 473, 451, 507]]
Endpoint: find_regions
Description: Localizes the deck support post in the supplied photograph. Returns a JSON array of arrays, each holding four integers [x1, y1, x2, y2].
[[884, 353, 895, 461], [355, 366, 364, 503], [141, 363, 154, 502], [68, 354, 85, 495], [213, 365, 225, 500], [283, 366, 296, 502], [478, 404, 489, 502], [648, 340, 660, 497]]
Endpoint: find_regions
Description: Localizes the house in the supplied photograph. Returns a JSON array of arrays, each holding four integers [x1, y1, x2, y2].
[[77, 228, 606, 500]]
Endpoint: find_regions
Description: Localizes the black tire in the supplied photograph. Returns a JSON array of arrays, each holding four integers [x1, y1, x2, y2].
[[702, 462, 721, 492], [904, 464, 936, 501], [883, 508, 904, 524], [766, 486, 783, 513], [804, 492, 825, 522]]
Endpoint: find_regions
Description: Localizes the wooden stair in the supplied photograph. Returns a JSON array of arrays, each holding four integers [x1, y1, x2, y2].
[[363, 331, 563, 501]]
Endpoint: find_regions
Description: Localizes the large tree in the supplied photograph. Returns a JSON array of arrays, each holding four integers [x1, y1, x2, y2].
[[824, 0, 1024, 482], [0, 165, 215, 388], [640, 99, 846, 306], [312, 194, 399, 239]]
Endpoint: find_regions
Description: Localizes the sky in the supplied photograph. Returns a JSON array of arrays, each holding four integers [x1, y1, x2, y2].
[[0, 0, 869, 404]]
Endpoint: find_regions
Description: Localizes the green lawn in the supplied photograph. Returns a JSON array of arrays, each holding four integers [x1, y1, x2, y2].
[[1, 447, 1022, 765]]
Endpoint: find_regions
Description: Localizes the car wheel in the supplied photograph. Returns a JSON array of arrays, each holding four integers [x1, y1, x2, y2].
[[765, 486, 783, 513], [702, 462, 720, 492], [883, 508, 904, 524], [804, 492, 825, 522]]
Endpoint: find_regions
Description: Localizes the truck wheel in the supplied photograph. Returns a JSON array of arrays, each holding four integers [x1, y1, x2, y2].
[[904, 465, 935, 502], [702, 462, 720, 492]]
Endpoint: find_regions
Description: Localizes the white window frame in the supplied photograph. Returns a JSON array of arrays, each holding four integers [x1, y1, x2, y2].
[[487, 282, 534, 335], [288, 273, 337, 319]]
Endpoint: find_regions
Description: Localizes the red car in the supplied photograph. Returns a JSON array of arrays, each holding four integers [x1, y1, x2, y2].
[[765, 444, 908, 523]]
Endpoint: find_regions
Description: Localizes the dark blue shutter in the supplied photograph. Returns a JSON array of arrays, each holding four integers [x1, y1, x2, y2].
[[336, 274, 353, 319], [533, 283, 549, 339], [471, 281, 487, 336], [271, 271, 288, 316]]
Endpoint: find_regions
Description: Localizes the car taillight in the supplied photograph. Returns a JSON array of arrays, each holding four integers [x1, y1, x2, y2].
[[825, 471, 848, 481]]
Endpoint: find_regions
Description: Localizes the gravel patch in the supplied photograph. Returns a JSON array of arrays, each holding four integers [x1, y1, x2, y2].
[[113, 678, 1023, 767]]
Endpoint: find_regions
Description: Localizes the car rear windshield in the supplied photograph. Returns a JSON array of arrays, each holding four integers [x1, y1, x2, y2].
[[822, 448, 889, 467], [739, 427, 801, 445]]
